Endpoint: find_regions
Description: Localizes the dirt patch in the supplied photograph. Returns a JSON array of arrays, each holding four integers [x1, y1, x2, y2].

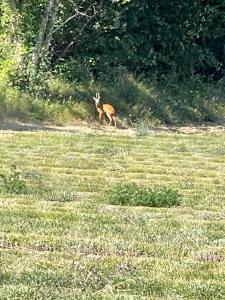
[[150, 124, 225, 134], [0, 120, 134, 136], [0, 120, 225, 135]]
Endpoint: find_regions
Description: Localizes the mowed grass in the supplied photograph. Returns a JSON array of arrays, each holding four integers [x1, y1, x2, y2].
[[0, 129, 225, 299]]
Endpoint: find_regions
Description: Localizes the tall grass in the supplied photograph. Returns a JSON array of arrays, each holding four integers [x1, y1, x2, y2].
[[0, 83, 94, 124], [0, 67, 225, 125]]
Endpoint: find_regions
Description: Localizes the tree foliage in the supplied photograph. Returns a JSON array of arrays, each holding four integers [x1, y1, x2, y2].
[[0, 0, 225, 99]]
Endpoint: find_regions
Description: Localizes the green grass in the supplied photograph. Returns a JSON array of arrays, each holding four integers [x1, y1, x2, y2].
[[2, 71, 225, 126], [0, 129, 225, 299], [102, 182, 181, 207], [0, 83, 95, 125]]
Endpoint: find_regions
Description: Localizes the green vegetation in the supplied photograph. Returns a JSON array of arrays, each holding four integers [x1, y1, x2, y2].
[[1, 1, 225, 124], [103, 182, 181, 207], [1, 1, 225, 298], [0, 82, 94, 124], [0, 165, 28, 194], [0, 129, 225, 299]]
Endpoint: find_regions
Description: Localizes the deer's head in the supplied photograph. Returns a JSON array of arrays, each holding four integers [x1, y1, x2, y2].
[[93, 92, 101, 105]]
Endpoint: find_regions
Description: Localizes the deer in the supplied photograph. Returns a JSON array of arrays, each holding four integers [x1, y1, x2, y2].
[[93, 92, 117, 128]]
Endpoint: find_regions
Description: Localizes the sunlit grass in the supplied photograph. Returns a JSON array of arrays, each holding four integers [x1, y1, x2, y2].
[[0, 130, 225, 299]]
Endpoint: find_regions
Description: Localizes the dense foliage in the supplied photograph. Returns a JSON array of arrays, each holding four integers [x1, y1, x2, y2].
[[1, 0, 225, 123]]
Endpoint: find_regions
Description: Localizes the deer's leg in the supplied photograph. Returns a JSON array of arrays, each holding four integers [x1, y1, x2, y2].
[[112, 116, 117, 128], [99, 111, 104, 124], [106, 112, 113, 126]]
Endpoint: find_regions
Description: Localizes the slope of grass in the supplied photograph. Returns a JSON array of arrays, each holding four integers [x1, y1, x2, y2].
[[0, 128, 225, 299], [1, 72, 225, 126]]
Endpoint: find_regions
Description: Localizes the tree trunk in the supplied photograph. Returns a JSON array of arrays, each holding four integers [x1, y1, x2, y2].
[[34, 0, 59, 72], [8, 0, 22, 65], [43, 1, 59, 54]]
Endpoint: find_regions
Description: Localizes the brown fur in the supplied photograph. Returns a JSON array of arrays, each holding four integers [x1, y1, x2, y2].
[[93, 93, 117, 127]]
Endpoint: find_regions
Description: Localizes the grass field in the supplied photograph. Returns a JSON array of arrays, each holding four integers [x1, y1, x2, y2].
[[0, 126, 225, 299]]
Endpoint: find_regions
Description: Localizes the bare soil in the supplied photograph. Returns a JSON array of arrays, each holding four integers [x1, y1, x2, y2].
[[0, 120, 225, 135]]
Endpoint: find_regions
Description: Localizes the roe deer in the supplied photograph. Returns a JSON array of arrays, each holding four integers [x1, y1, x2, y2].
[[93, 92, 117, 128]]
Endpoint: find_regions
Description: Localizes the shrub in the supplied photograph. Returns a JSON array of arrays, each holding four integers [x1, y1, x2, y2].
[[0, 165, 28, 194], [104, 182, 181, 207]]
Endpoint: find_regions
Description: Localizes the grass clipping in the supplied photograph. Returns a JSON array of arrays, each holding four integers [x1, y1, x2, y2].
[[103, 182, 182, 207]]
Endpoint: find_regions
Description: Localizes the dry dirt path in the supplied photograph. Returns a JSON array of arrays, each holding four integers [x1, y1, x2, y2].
[[0, 120, 225, 135]]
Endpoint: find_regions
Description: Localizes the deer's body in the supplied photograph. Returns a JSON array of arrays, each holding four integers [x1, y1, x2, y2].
[[93, 93, 117, 127]]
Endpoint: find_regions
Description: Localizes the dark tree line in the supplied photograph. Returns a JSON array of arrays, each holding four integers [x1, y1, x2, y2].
[[1, 0, 225, 85]]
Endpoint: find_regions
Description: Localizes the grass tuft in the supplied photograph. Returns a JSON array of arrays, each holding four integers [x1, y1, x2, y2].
[[0, 165, 28, 194], [103, 182, 182, 207], [45, 190, 77, 202]]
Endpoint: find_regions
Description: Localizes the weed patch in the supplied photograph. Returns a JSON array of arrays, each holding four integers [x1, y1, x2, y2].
[[0, 165, 28, 194], [103, 182, 182, 207]]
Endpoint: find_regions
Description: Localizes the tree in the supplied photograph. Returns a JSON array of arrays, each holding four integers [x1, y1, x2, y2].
[[34, 0, 59, 72], [1, 0, 225, 86]]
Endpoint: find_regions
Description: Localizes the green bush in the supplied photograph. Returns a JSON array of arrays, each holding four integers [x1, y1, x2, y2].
[[0, 165, 28, 194], [104, 182, 181, 207]]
